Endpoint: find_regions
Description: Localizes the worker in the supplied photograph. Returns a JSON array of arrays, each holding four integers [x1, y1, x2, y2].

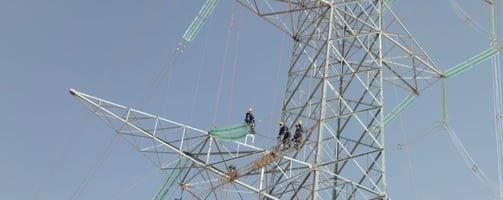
[[228, 165, 237, 180], [294, 120, 304, 147], [278, 121, 288, 137], [278, 121, 291, 148], [245, 108, 255, 134]]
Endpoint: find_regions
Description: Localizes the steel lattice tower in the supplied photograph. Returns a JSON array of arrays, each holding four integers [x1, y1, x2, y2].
[[236, 0, 443, 199], [71, 0, 444, 199]]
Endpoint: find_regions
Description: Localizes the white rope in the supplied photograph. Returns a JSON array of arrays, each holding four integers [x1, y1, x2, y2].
[[391, 79, 420, 200]]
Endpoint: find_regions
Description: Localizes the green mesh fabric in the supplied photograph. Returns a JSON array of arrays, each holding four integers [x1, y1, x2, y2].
[[208, 122, 251, 141], [153, 158, 188, 200]]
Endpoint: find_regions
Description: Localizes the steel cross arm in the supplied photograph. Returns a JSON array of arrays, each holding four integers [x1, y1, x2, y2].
[[69, 89, 222, 168], [69, 88, 288, 199], [70, 89, 264, 150]]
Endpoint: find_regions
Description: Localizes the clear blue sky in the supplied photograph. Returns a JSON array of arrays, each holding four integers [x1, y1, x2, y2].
[[1, 1, 501, 199]]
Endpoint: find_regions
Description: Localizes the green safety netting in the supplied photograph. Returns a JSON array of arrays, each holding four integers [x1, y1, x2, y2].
[[208, 122, 251, 141], [153, 157, 188, 200]]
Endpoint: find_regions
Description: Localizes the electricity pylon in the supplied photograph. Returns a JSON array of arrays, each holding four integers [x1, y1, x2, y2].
[[71, 0, 444, 199], [234, 0, 443, 199]]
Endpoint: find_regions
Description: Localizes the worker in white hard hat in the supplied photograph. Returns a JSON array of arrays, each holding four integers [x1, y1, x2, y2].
[[245, 108, 255, 134], [294, 120, 304, 147], [278, 121, 291, 148], [278, 121, 288, 137]]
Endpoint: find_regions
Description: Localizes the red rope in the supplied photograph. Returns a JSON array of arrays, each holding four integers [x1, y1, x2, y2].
[[226, 6, 243, 124], [267, 33, 287, 133], [212, 2, 236, 126]]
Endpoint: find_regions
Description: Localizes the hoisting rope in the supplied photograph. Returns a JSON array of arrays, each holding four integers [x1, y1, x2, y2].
[[226, 6, 243, 124], [149, 1, 222, 199], [36, 1, 168, 199], [140, 0, 221, 106], [391, 79, 420, 200], [268, 33, 287, 134], [155, 22, 209, 200], [212, 1, 236, 126], [113, 167, 160, 200], [76, 1, 171, 195], [71, 135, 121, 200], [33, 120, 94, 200], [100, 0, 166, 97]]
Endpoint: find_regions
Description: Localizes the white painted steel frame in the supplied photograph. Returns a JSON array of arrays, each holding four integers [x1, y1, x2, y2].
[[71, 0, 446, 198], [70, 89, 313, 199], [235, 0, 444, 199]]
